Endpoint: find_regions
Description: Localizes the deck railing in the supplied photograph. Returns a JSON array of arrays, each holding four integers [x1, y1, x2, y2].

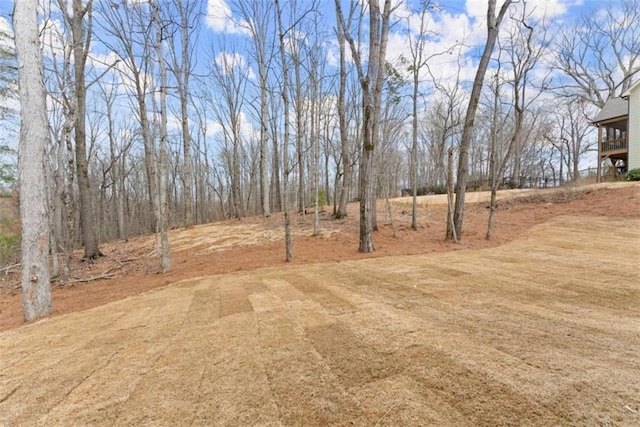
[[601, 137, 627, 153]]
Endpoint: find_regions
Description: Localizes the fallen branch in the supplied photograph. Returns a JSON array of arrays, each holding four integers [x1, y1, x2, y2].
[[1, 263, 20, 275], [111, 258, 137, 269], [63, 273, 115, 284]]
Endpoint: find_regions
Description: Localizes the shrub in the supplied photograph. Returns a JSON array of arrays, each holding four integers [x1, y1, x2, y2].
[[0, 232, 20, 268], [312, 188, 327, 207], [626, 168, 640, 181]]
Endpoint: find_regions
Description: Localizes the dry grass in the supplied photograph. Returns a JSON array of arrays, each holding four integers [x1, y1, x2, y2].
[[392, 181, 632, 208], [1, 213, 639, 425]]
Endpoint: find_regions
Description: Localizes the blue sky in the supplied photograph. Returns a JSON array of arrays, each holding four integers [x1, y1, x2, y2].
[[0, 0, 610, 167]]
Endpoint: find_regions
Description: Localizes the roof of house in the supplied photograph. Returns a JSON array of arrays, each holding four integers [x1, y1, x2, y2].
[[593, 97, 628, 123], [622, 79, 640, 98]]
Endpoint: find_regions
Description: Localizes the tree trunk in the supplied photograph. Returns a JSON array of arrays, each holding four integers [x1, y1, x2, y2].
[[275, 0, 291, 261], [337, 0, 393, 252], [446, 147, 457, 242], [72, 0, 102, 259], [448, 0, 513, 241], [358, 141, 375, 252], [486, 73, 500, 240], [14, 0, 53, 321], [231, 130, 243, 219], [154, 2, 170, 273], [259, 73, 270, 217], [335, 7, 350, 219], [293, 55, 306, 215], [64, 125, 76, 277], [173, 1, 194, 228], [411, 68, 419, 230]]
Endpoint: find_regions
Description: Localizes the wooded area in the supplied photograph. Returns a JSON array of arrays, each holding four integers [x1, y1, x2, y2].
[[3, 0, 640, 319]]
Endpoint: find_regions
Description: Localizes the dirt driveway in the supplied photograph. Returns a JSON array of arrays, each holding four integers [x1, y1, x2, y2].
[[1, 212, 639, 425]]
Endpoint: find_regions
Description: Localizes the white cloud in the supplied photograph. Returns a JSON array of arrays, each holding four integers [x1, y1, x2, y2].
[[215, 51, 256, 80], [384, 6, 478, 84], [206, 0, 249, 35], [466, 0, 569, 22], [521, 0, 570, 20], [209, 110, 259, 146], [382, 0, 573, 89]]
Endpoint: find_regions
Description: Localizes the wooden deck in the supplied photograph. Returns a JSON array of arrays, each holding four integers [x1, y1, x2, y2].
[[600, 137, 627, 156]]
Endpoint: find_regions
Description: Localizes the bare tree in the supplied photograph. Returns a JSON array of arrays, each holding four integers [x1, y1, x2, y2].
[[96, 1, 158, 233], [336, 0, 395, 253], [553, 0, 640, 109], [275, 0, 292, 261], [97, 75, 130, 241], [289, 15, 308, 215], [44, 23, 77, 279], [59, 0, 103, 259], [153, 1, 170, 272], [333, 0, 353, 219], [447, 0, 513, 241], [485, 5, 549, 238], [422, 68, 464, 188], [504, 4, 550, 188], [485, 73, 504, 240], [404, 1, 437, 230], [14, 0, 52, 320], [209, 47, 249, 220], [234, 0, 273, 218], [166, 0, 200, 227], [557, 98, 593, 180]]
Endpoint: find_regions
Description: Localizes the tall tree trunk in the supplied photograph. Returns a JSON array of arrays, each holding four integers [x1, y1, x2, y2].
[[180, 91, 193, 227], [106, 100, 126, 241], [14, 0, 53, 321], [411, 67, 419, 230], [335, 5, 350, 219], [139, 87, 157, 230], [259, 71, 270, 217], [154, 2, 170, 272], [448, 0, 513, 241], [275, 0, 291, 261], [71, 0, 102, 259], [486, 75, 501, 240], [231, 124, 243, 219], [270, 89, 282, 213], [336, 0, 393, 252], [446, 147, 457, 242], [52, 139, 65, 274], [235, 0, 272, 218], [293, 48, 306, 214], [176, 3, 194, 228], [408, 6, 430, 231], [64, 122, 76, 277]]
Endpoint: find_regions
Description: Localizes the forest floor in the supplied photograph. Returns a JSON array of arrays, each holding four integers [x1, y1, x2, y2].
[[0, 181, 639, 425]]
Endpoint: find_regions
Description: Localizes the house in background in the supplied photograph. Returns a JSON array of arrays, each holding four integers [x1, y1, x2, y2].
[[622, 80, 640, 172], [593, 81, 640, 180]]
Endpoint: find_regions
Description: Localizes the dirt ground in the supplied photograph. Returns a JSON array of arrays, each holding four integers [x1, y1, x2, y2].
[[0, 182, 639, 425]]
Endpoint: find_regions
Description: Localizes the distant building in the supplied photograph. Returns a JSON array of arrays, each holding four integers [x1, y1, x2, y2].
[[593, 82, 640, 179], [622, 81, 640, 172], [593, 97, 628, 178]]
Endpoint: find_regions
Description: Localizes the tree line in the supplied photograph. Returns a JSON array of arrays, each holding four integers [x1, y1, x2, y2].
[[6, 0, 640, 320]]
